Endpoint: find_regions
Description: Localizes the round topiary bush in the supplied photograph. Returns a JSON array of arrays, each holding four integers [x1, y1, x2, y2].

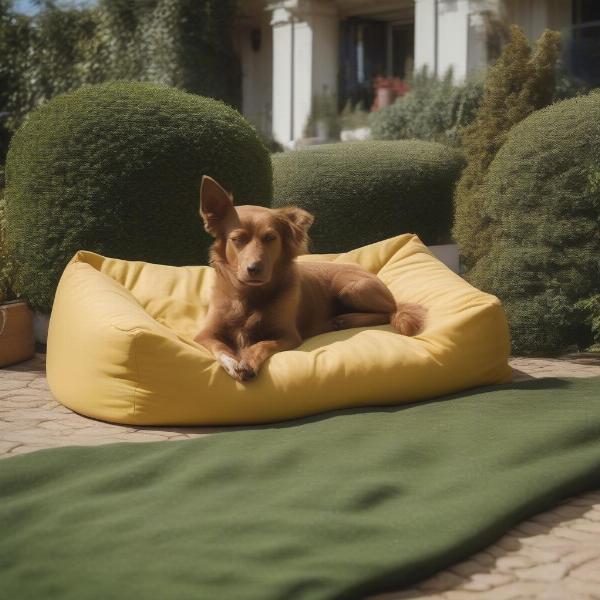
[[4, 81, 272, 312], [271, 140, 465, 254], [469, 92, 600, 355]]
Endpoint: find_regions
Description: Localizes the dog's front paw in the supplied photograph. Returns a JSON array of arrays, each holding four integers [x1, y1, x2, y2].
[[234, 360, 257, 382], [218, 353, 241, 379], [217, 354, 257, 382]]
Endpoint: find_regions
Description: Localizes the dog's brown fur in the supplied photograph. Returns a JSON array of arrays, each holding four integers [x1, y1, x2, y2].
[[194, 176, 426, 382]]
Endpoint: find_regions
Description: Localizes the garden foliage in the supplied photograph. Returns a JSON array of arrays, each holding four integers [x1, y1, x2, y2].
[[4, 82, 272, 312], [272, 141, 465, 254], [339, 100, 369, 131], [453, 25, 561, 270], [0, 0, 240, 163], [0, 191, 12, 303], [468, 93, 600, 355], [369, 68, 484, 146]]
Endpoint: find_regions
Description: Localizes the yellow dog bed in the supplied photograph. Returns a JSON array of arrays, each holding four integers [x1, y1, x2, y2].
[[47, 235, 512, 425]]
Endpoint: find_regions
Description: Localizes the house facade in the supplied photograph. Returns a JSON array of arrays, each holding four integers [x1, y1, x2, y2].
[[235, 0, 600, 146]]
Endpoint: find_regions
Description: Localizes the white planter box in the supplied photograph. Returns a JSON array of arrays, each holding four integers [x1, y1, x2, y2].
[[428, 243, 460, 273], [340, 127, 371, 142]]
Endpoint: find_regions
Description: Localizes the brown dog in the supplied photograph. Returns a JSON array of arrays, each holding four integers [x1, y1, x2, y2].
[[194, 176, 426, 382]]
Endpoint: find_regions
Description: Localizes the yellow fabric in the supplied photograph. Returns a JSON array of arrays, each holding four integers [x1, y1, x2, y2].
[[47, 235, 512, 425]]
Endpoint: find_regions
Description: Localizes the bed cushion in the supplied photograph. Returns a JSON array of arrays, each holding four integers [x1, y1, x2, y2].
[[47, 234, 512, 425]]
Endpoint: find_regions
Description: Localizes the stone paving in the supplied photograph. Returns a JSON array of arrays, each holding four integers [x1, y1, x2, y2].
[[1, 353, 600, 599]]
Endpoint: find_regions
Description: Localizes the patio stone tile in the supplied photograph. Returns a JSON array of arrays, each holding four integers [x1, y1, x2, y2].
[[450, 559, 497, 577], [565, 578, 600, 598], [551, 526, 600, 545], [0, 380, 29, 391], [494, 555, 537, 571], [418, 571, 466, 592], [570, 559, 600, 583], [560, 550, 600, 569], [571, 520, 600, 534], [514, 562, 571, 582], [458, 572, 515, 591], [444, 591, 495, 600]]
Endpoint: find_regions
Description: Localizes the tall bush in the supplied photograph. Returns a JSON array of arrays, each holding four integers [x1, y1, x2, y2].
[[0, 0, 240, 162], [0, 191, 11, 303], [468, 93, 600, 355], [453, 25, 561, 270]]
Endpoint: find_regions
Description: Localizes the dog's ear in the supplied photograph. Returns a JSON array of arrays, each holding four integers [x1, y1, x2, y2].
[[200, 176, 234, 236], [276, 207, 315, 256]]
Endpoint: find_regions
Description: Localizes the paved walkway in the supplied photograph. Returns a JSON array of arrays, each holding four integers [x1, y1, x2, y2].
[[2, 354, 600, 599]]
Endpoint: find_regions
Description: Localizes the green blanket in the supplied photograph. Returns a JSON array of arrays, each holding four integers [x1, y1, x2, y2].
[[1, 377, 600, 600]]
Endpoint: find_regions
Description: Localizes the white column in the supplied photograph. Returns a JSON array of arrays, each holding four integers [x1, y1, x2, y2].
[[271, 5, 293, 145], [415, 0, 437, 75], [438, 0, 470, 80], [269, 0, 338, 146], [415, 0, 502, 82], [237, 12, 273, 135]]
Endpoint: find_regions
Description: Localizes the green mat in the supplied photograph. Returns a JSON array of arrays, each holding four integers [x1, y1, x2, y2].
[[1, 377, 600, 600]]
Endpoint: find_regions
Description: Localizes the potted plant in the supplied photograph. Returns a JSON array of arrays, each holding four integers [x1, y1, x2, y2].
[[372, 76, 409, 111], [0, 190, 35, 367], [303, 91, 340, 143]]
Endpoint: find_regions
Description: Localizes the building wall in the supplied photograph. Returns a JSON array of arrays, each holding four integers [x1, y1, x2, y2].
[[238, 0, 577, 144], [437, 0, 471, 80], [270, 1, 339, 146], [546, 0, 572, 32], [415, 0, 501, 82], [504, 0, 572, 42], [415, 0, 436, 72], [311, 10, 339, 106], [236, 11, 273, 135], [293, 20, 313, 140], [272, 8, 294, 144]]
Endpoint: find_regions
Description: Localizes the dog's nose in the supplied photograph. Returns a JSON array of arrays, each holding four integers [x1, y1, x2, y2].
[[247, 262, 262, 276]]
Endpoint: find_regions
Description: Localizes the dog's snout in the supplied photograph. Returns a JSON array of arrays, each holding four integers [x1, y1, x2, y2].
[[247, 262, 262, 276]]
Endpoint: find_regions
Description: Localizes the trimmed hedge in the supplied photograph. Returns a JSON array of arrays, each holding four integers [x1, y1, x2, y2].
[[271, 141, 465, 253], [4, 81, 272, 312], [469, 92, 600, 355]]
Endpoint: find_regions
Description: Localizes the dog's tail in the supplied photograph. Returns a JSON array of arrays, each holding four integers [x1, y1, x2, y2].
[[390, 302, 427, 336]]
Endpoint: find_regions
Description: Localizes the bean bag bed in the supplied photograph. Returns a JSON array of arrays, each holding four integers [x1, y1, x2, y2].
[[46, 234, 512, 425]]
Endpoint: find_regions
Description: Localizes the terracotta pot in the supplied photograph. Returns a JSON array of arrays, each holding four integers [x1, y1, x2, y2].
[[0, 300, 35, 367], [375, 87, 394, 110]]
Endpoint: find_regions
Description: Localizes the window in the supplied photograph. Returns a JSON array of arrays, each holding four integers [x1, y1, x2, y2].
[[568, 0, 600, 85]]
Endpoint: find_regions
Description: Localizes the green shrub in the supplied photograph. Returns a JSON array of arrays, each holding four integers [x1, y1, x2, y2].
[[0, 190, 11, 303], [453, 26, 561, 271], [4, 81, 272, 312], [576, 295, 600, 352], [369, 68, 484, 146], [340, 100, 369, 131], [303, 92, 340, 140], [0, 0, 241, 163], [469, 93, 600, 355], [271, 140, 465, 254]]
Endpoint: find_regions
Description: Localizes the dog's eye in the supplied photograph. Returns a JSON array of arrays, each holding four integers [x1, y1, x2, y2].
[[263, 233, 277, 243], [230, 236, 246, 246]]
